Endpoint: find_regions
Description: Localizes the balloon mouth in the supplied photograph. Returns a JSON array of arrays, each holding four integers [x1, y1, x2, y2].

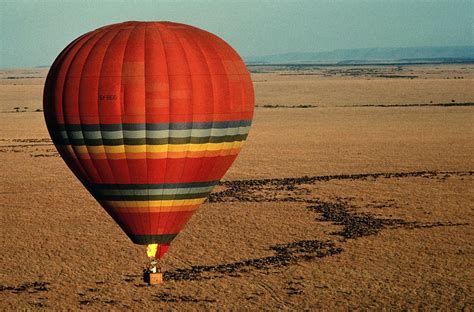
[[145, 243, 171, 261], [129, 234, 177, 245]]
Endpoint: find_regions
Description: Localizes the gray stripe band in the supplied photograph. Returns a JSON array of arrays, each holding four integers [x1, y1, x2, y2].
[[57, 120, 252, 131]]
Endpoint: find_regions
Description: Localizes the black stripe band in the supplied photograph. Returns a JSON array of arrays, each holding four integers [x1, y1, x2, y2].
[[129, 234, 178, 245], [95, 192, 210, 201], [55, 133, 248, 146], [88, 180, 219, 190]]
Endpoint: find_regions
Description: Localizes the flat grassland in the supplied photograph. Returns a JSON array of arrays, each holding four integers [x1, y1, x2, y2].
[[0, 64, 473, 310]]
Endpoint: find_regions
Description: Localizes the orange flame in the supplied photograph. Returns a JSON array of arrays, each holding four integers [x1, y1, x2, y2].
[[146, 244, 158, 258]]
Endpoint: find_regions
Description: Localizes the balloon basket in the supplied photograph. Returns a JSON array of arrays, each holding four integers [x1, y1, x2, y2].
[[143, 271, 163, 285]]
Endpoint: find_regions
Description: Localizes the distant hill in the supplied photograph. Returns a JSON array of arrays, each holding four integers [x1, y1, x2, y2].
[[245, 46, 474, 65]]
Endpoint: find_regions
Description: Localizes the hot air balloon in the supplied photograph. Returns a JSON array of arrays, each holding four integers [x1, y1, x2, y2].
[[43, 21, 254, 266]]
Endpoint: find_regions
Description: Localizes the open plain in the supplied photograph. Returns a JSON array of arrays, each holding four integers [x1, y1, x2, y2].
[[0, 64, 473, 310]]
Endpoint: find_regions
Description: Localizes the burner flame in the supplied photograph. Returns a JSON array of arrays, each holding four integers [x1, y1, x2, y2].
[[146, 244, 158, 258]]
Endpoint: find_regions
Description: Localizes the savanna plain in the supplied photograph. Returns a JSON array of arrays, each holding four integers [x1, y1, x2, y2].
[[0, 64, 473, 310]]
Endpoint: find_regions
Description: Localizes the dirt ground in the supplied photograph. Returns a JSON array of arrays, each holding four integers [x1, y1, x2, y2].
[[0, 64, 473, 310]]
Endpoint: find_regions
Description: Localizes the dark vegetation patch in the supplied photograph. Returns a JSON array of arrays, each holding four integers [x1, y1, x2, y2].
[[13, 106, 29, 113], [0, 138, 58, 157], [76, 287, 122, 307], [366, 199, 397, 209], [346, 102, 474, 108], [307, 201, 467, 239], [79, 300, 92, 305], [209, 171, 470, 240], [1, 144, 52, 148], [152, 171, 468, 281], [163, 240, 342, 281], [12, 138, 51, 143], [28, 300, 48, 308], [162, 194, 467, 282], [252, 65, 422, 78], [2, 76, 39, 79], [254, 102, 474, 109], [374, 75, 417, 78], [257, 104, 317, 108], [0, 281, 50, 294], [153, 293, 216, 303], [78, 298, 120, 306], [208, 170, 473, 203], [285, 281, 304, 296], [278, 73, 322, 76], [124, 275, 139, 283]]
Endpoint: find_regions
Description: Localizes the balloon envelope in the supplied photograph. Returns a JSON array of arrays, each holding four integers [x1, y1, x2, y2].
[[43, 21, 254, 253]]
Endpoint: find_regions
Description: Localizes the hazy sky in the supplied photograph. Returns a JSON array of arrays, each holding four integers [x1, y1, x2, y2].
[[1, 0, 473, 68]]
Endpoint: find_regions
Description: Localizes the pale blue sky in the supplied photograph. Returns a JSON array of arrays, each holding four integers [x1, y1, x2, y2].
[[1, 0, 473, 68]]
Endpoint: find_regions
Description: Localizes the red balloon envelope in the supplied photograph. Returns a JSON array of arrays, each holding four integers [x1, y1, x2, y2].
[[43, 21, 254, 258]]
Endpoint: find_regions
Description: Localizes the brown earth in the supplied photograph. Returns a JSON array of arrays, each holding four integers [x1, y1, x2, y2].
[[0, 64, 473, 310]]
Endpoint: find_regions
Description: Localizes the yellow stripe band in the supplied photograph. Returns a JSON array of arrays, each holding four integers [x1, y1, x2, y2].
[[105, 197, 207, 207], [65, 141, 245, 154]]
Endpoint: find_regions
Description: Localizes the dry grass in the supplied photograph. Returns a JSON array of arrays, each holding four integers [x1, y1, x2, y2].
[[0, 64, 473, 310]]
